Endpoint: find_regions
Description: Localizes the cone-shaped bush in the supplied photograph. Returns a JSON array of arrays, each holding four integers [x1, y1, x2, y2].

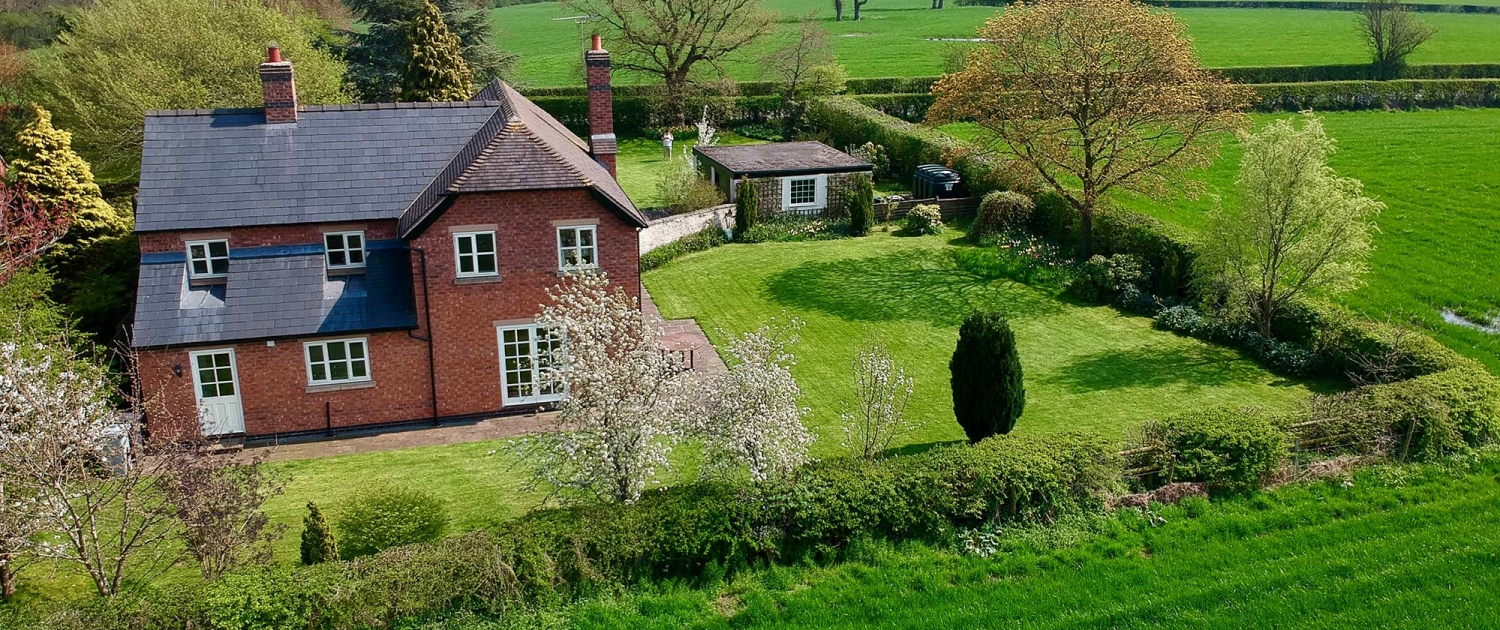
[[399, 1, 473, 102], [734, 176, 758, 237], [300, 501, 338, 565], [950, 311, 1025, 442], [848, 174, 874, 236]]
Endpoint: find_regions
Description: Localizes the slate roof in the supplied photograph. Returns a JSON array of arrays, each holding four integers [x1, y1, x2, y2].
[[694, 141, 873, 177], [132, 243, 417, 348], [137, 102, 500, 232]]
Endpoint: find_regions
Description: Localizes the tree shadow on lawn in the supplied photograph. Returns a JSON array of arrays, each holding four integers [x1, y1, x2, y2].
[[765, 249, 1065, 326], [1041, 343, 1292, 393]]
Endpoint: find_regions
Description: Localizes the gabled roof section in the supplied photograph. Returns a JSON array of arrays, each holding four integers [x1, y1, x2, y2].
[[397, 80, 647, 237], [136, 102, 501, 233]]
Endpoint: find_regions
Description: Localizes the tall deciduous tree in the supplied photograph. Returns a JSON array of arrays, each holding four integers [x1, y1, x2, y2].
[[764, 12, 846, 134], [929, 0, 1252, 258], [1196, 115, 1382, 337], [1360, 0, 1434, 78], [344, 0, 512, 103], [516, 272, 695, 504], [29, 0, 351, 180], [399, 0, 474, 102], [564, 0, 778, 126], [950, 311, 1024, 443]]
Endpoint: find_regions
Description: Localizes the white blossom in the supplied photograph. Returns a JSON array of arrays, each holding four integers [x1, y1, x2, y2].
[[841, 339, 919, 460], [697, 317, 814, 482]]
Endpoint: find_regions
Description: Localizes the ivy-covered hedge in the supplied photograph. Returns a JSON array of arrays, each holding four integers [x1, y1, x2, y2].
[[804, 96, 1015, 195]]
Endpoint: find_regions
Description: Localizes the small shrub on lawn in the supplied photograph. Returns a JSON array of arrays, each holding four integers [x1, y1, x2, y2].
[[1131, 408, 1288, 496], [902, 204, 944, 236], [640, 225, 728, 271], [973, 191, 1034, 244], [300, 501, 338, 565], [336, 485, 450, 559], [950, 311, 1025, 443]]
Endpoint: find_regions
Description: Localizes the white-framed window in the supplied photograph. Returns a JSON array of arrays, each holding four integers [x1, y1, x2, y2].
[[781, 175, 827, 211], [453, 231, 498, 277], [324, 231, 366, 270], [557, 225, 598, 270], [304, 338, 370, 385], [186, 239, 230, 279], [497, 324, 565, 405]]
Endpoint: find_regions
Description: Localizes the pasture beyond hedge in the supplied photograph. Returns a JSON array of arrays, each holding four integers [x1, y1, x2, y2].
[[494, 0, 1500, 86]]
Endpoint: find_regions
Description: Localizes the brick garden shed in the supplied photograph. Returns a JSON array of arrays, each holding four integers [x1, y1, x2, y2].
[[694, 142, 872, 217]]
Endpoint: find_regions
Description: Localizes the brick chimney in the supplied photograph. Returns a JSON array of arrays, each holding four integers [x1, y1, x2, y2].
[[584, 34, 617, 177], [260, 44, 297, 124]]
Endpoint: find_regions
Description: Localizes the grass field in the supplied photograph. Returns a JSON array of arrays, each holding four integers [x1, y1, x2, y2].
[[643, 229, 1325, 452], [945, 108, 1500, 372], [558, 451, 1500, 628], [494, 0, 1500, 86]]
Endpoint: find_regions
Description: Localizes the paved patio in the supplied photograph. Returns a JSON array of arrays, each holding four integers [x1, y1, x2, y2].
[[245, 288, 723, 462]]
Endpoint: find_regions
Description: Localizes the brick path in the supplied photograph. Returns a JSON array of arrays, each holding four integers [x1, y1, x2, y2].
[[246, 288, 724, 462]]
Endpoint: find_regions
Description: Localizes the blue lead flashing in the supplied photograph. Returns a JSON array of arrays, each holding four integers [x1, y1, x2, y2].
[[140, 239, 405, 265]]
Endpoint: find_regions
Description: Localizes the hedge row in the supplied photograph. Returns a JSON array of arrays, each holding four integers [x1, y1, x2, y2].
[[804, 96, 1016, 195], [529, 94, 785, 135], [43, 433, 1121, 630], [954, 0, 1500, 12], [520, 64, 1500, 99], [1251, 79, 1500, 111]]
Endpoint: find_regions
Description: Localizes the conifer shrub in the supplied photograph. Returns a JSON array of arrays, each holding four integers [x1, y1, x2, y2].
[[847, 174, 874, 236], [300, 501, 338, 565], [399, 0, 474, 102], [950, 311, 1025, 442], [335, 486, 449, 560], [734, 176, 758, 237]]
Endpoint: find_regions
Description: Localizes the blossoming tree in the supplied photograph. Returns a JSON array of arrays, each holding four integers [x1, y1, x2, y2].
[[698, 318, 814, 481]]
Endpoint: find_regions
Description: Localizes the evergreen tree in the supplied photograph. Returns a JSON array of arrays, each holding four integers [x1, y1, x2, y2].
[[10, 105, 114, 224], [343, 0, 513, 103], [949, 311, 1025, 442], [399, 1, 473, 102], [300, 502, 338, 565], [734, 177, 759, 237], [847, 174, 874, 236]]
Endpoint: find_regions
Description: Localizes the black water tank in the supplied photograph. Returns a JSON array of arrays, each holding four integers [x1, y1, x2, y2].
[[913, 164, 963, 199]]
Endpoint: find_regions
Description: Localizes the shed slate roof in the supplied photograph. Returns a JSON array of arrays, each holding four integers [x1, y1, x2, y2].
[[693, 141, 872, 176], [132, 244, 416, 348]]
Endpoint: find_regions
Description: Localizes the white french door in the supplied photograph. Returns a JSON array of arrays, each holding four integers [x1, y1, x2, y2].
[[496, 325, 564, 406], [189, 349, 245, 436]]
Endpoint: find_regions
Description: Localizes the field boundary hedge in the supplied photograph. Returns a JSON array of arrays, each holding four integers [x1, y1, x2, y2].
[[520, 64, 1500, 98], [955, 0, 1500, 12]]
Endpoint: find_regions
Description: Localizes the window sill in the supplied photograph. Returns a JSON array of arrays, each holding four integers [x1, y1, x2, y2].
[[455, 275, 502, 285], [188, 276, 228, 287], [306, 379, 376, 394], [555, 267, 601, 277], [326, 267, 366, 277]]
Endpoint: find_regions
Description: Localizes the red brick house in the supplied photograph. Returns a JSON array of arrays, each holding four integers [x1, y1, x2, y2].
[[131, 38, 646, 441]]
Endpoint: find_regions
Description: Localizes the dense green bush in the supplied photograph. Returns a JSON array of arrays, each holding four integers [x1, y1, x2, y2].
[[1312, 305, 1467, 382], [902, 204, 945, 235], [1355, 365, 1500, 460], [950, 311, 1026, 442], [200, 566, 333, 630], [300, 501, 338, 565], [640, 225, 728, 271], [1133, 408, 1289, 495], [1067, 254, 1149, 309], [738, 215, 847, 243], [336, 486, 450, 559], [972, 190, 1033, 243], [1090, 209, 1197, 301], [734, 176, 758, 237], [848, 175, 875, 237]]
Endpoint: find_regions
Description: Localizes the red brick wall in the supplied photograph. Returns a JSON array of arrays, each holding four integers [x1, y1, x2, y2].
[[137, 220, 399, 254], [410, 189, 641, 417], [138, 330, 433, 439]]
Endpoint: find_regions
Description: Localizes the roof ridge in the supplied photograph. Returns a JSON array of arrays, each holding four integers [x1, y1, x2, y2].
[[145, 100, 505, 118]]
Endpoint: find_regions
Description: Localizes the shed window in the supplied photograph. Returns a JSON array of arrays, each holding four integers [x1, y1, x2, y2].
[[186, 240, 229, 279], [789, 178, 817, 206], [454, 231, 498, 277], [324, 231, 365, 270]]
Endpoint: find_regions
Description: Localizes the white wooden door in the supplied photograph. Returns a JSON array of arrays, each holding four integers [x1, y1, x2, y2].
[[497, 325, 564, 406], [190, 349, 245, 435]]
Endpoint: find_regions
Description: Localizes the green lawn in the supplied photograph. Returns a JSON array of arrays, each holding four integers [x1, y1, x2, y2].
[[494, 0, 1500, 87], [643, 230, 1324, 452], [616, 132, 766, 207], [947, 108, 1500, 372], [561, 452, 1500, 628]]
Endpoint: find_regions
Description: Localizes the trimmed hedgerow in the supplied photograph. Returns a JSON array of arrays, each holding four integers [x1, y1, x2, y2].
[[1131, 408, 1289, 496], [640, 225, 728, 271], [805, 97, 1016, 195]]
